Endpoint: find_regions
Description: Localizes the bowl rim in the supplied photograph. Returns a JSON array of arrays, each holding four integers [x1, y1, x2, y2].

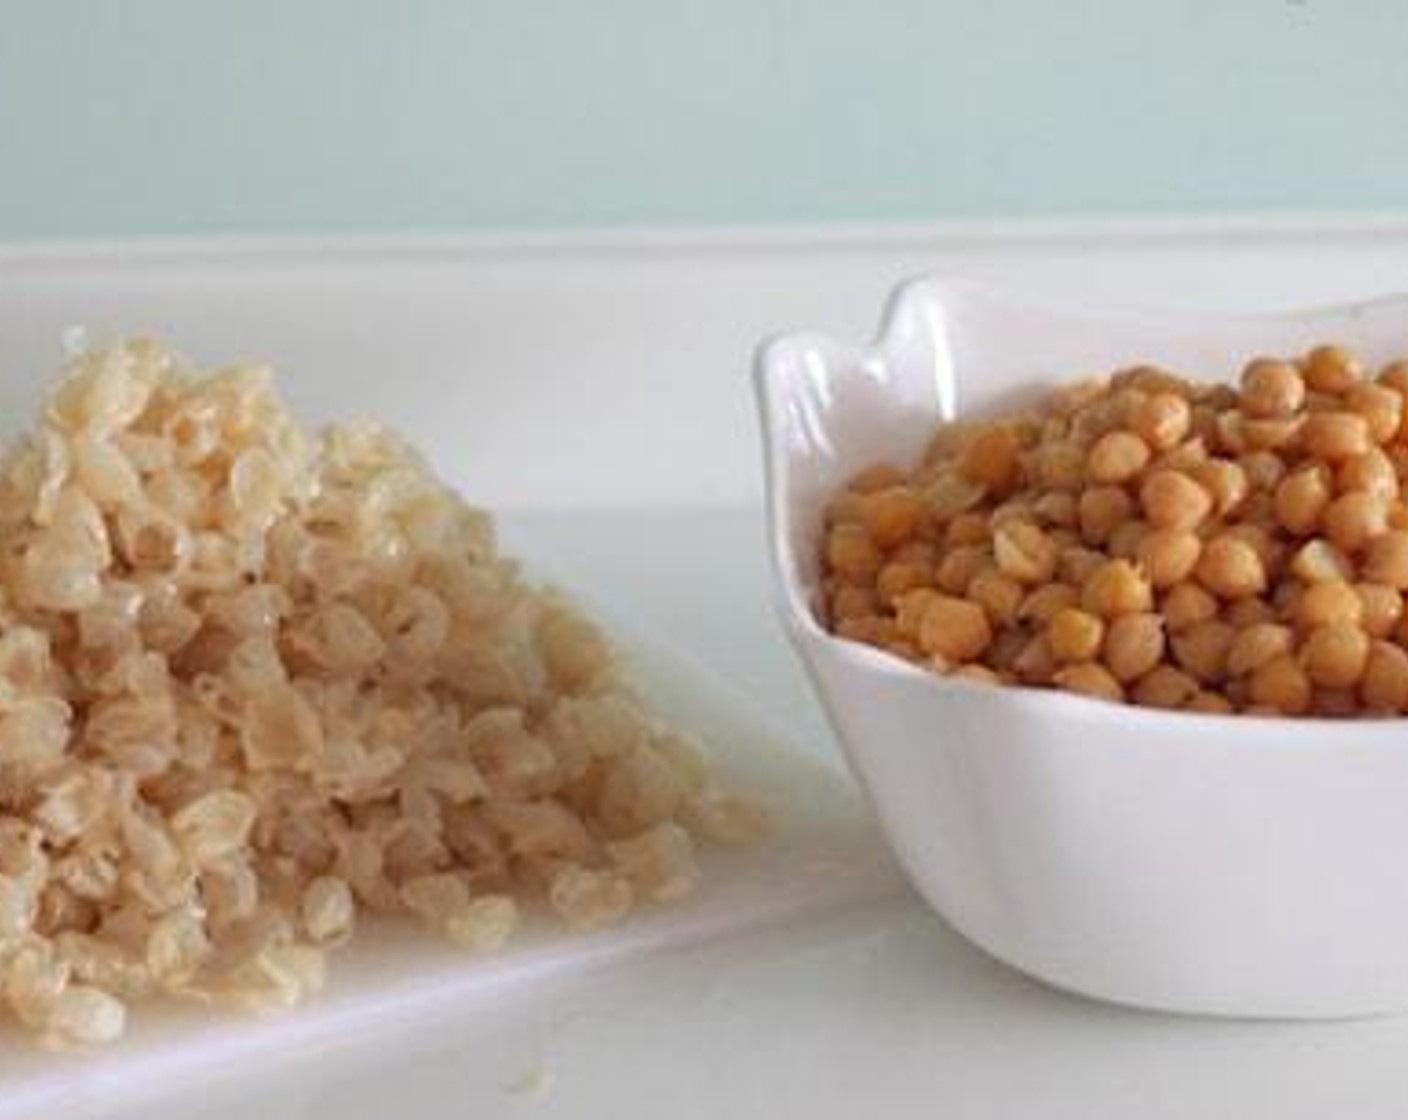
[[752, 276, 1408, 734]]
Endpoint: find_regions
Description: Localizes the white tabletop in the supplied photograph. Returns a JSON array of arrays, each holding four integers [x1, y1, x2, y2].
[[11, 220, 1408, 1119]]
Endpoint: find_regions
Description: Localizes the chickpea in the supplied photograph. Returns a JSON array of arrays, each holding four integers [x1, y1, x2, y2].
[[1140, 470, 1213, 529], [1226, 622, 1293, 676], [857, 487, 926, 548], [1189, 691, 1236, 713], [1170, 618, 1235, 684], [1131, 665, 1200, 709], [1013, 634, 1058, 684], [993, 522, 1059, 584], [1134, 527, 1201, 589], [829, 584, 878, 624], [1053, 662, 1125, 703], [945, 512, 990, 547], [1239, 450, 1288, 492], [1304, 344, 1364, 394], [918, 595, 994, 663], [1078, 486, 1135, 547], [926, 471, 986, 521], [1225, 597, 1277, 628], [1322, 491, 1389, 554], [1363, 530, 1408, 589], [1162, 582, 1219, 631], [1130, 392, 1192, 451], [1345, 382, 1404, 444], [827, 524, 882, 580], [1191, 459, 1249, 516], [894, 588, 942, 639], [1379, 360, 1408, 398], [836, 616, 898, 645], [960, 426, 1022, 492], [876, 558, 935, 605], [950, 664, 1000, 684], [1337, 448, 1399, 501], [1248, 654, 1313, 715], [1301, 411, 1371, 462], [1033, 491, 1078, 527], [1313, 688, 1360, 718], [1290, 538, 1354, 584], [1048, 607, 1106, 663], [1082, 559, 1154, 618], [1104, 612, 1166, 682], [1106, 520, 1150, 561], [1087, 431, 1151, 484], [936, 546, 990, 594], [1296, 580, 1363, 629], [966, 568, 1025, 626], [1299, 622, 1370, 688], [1018, 582, 1082, 625], [1356, 582, 1403, 639], [1240, 358, 1306, 418], [1274, 467, 1332, 535], [1033, 441, 1086, 491], [1196, 536, 1266, 599], [1361, 641, 1408, 713], [1059, 546, 1108, 587]]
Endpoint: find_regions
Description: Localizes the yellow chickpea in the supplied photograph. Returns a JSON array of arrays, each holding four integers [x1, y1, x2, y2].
[[1304, 344, 1364, 394], [917, 595, 994, 663], [1169, 618, 1235, 684], [1135, 527, 1202, 588], [1187, 691, 1236, 714], [876, 559, 935, 605], [894, 588, 941, 639], [936, 546, 990, 594], [1337, 448, 1399, 501], [1322, 491, 1389, 554], [1191, 459, 1250, 516], [1131, 665, 1201, 709], [1013, 634, 1058, 684], [1296, 580, 1364, 629], [1238, 451, 1287, 493], [847, 463, 906, 494], [1078, 486, 1135, 547], [944, 512, 990, 547], [1087, 431, 1152, 484], [1361, 640, 1408, 713], [1140, 470, 1213, 529], [960, 426, 1022, 492], [1048, 607, 1106, 663], [1105, 520, 1150, 561], [966, 567, 1025, 626], [1379, 360, 1408, 398], [1248, 654, 1313, 715], [1226, 622, 1293, 677], [1162, 582, 1219, 631], [1033, 491, 1078, 528], [1356, 582, 1403, 639], [1301, 411, 1372, 462], [829, 584, 878, 623], [1103, 612, 1166, 682], [1082, 559, 1154, 618], [1130, 392, 1193, 451], [1240, 358, 1306, 418], [860, 487, 928, 549], [827, 524, 882, 580], [1225, 597, 1277, 628], [1346, 382, 1404, 444], [1053, 662, 1125, 703], [1290, 538, 1354, 584], [1196, 536, 1267, 600], [1299, 622, 1370, 689], [1018, 582, 1082, 625], [1363, 530, 1408, 589], [993, 522, 1059, 584]]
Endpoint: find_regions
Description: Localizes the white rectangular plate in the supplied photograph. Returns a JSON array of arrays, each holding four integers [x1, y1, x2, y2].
[[0, 579, 902, 1118]]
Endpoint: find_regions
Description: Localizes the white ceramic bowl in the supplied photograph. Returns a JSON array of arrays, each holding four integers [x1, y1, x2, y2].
[[755, 278, 1408, 1019]]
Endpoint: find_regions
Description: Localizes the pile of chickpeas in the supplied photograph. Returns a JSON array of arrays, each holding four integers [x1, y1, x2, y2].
[[821, 345, 1408, 716]]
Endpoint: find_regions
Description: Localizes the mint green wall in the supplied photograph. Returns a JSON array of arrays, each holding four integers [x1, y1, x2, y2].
[[0, 0, 1403, 238]]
